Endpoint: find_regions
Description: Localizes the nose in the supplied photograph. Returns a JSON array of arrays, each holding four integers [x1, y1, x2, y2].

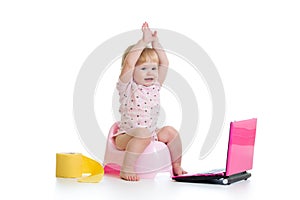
[[146, 69, 153, 75]]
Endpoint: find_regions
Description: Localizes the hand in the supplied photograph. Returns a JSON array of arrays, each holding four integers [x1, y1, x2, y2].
[[152, 30, 159, 43], [141, 22, 157, 44]]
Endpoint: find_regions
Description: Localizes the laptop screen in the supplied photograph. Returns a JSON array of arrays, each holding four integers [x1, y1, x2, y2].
[[225, 118, 257, 176]]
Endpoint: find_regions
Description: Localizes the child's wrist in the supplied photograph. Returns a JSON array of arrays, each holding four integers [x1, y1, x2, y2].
[[139, 39, 148, 46], [152, 39, 159, 43], [151, 40, 160, 47]]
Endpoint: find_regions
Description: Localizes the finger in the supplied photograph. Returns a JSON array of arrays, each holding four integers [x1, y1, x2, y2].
[[145, 22, 149, 28]]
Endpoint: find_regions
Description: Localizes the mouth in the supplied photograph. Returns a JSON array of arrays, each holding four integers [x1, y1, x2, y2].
[[144, 78, 154, 81]]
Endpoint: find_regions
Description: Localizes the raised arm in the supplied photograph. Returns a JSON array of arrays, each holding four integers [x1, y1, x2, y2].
[[152, 32, 169, 85], [119, 22, 153, 83], [119, 39, 147, 83]]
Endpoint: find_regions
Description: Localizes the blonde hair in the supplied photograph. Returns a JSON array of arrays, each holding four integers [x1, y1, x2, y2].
[[121, 46, 159, 68]]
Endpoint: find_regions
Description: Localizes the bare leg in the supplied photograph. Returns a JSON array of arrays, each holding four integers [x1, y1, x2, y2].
[[115, 128, 151, 181], [157, 126, 187, 176]]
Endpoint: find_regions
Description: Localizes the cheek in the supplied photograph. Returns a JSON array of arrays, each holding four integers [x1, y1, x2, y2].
[[133, 70, 144, 80]]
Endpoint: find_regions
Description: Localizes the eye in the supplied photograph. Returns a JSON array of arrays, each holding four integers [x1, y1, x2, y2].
[[152, 67, 157, 70], [141, 67, 146, 70]]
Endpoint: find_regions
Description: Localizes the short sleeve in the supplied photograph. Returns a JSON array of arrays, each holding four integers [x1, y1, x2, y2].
[[116, 79, 129, 93], [116, 79, 133, 103]]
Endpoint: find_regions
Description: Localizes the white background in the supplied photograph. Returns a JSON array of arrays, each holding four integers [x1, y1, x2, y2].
[[1, 0, 299, 199]]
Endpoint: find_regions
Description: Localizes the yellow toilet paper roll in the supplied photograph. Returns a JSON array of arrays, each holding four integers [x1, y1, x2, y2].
[[56, 153, 104, 183]]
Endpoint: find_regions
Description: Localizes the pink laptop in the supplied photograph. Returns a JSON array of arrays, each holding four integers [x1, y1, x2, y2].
[[172, 118, 257, 185]]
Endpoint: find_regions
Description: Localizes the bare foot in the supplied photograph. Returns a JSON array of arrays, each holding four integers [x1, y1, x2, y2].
[[172, 163, 188, 176], [120, 168, 140, 181]]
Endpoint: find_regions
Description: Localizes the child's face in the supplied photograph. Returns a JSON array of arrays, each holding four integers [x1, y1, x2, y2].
[[133, 62, 159, 86]]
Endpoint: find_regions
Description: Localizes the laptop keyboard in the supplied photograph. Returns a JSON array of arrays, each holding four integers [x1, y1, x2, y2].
[[172, 169, 225, 179], [173, 172, 224, 178], [194, 172, 225, 177]]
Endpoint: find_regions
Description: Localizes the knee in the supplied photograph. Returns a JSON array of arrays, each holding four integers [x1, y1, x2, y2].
[[128, 128, 152, 138], [158, 126, 179, 143], [138, 137, 152, 146], [164, 126, 179, 138], [127, 136, 152, 148]]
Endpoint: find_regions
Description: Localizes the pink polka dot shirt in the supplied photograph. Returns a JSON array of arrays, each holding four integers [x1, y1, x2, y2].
[[117, 78, 161, 134]]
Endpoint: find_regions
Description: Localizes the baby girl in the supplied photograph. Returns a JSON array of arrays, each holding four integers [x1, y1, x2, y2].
[[114, 22, 187, 181]]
